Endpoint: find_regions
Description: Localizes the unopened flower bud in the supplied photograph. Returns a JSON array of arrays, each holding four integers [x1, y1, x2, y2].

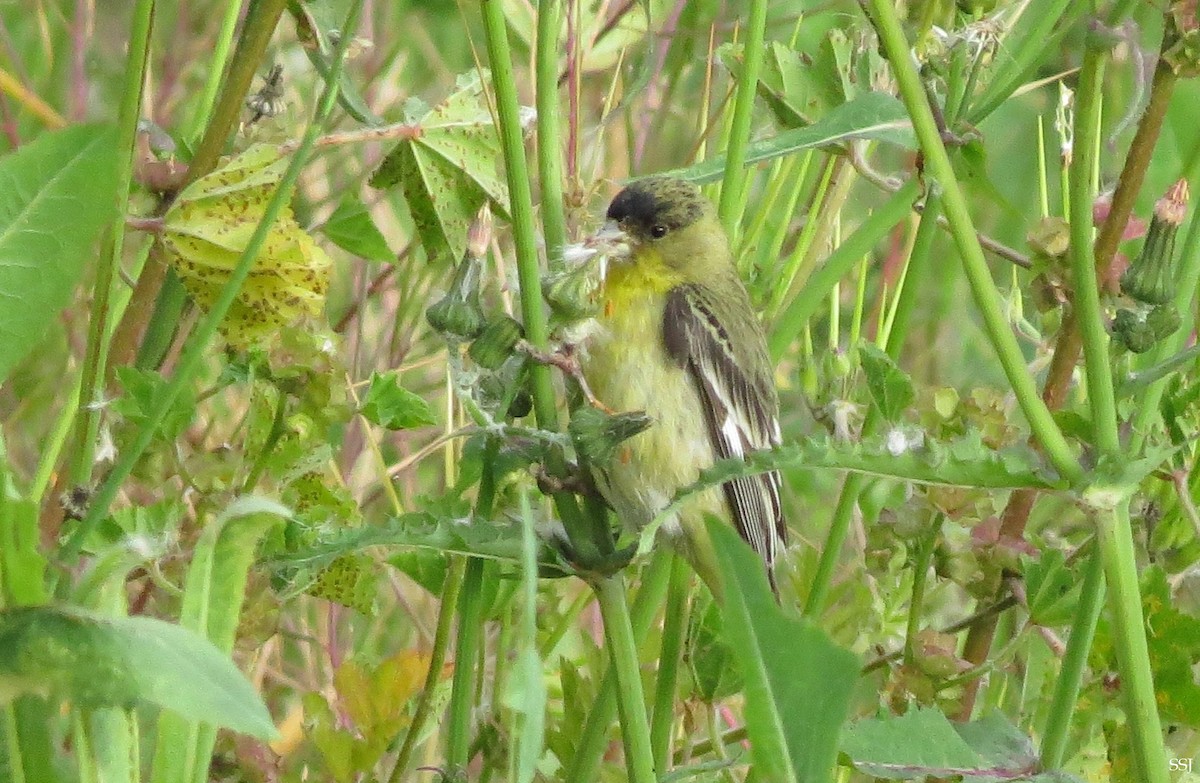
[[569, 406, 652, 466], [1120, 179, 1189, 305], [468, 315, 525, 369]]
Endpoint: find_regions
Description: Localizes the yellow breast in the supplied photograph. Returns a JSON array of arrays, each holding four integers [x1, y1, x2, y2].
[[579, 259, 723, 531]]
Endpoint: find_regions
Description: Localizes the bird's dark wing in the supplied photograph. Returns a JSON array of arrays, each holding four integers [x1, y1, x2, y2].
[[663, 281, 786, 581]]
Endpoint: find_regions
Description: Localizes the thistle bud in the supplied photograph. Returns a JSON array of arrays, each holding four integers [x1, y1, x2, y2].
[[1120, 180, 1189, 305], [468, 315, 524, 370], [427, 254, 486, 340], [543, 260, 603, 321], [568, 406, 652, 466], [1113, 303, 1182, 353]]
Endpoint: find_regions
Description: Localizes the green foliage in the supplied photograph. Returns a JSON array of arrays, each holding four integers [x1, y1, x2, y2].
[[321, 194, 395, 262], [708, 518, 858, 782], [0, 605, 277, 738], [0, 125, 118, 384], [360, 370, 438, 430], [370, 73, 510, 263]]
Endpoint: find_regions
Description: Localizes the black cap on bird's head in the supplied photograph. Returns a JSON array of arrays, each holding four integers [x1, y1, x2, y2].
[[605, 176, 711, 243]]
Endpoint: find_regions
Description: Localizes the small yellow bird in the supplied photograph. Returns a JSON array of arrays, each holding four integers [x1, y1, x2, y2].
[[579, 176, 786, 592]]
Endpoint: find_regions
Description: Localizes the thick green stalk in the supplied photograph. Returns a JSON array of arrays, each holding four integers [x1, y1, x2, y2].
[[535, 0, 568, 262], [650, 555, 690, 771], [63, 0, 360, 560], [863, 0, 1081, 485], [70, 0, 155, 484], [1095, 505, 1167, 782], [593, 576, 656, 783], [479, 0, 600, 561], [1067, 49, 1118, 456], [1039, 548, 1105, 769], [564, 553, 671, 783], [717, 0, 768, 232]]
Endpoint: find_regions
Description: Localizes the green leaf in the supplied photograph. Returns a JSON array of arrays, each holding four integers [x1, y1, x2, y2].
[[0, 605, 277, 739], [0, 125, 118, 384], [664, 433, 1062, 527], [360, 370, 437, 430], [707, 518, 858, 783], [664, 92, 913, 184], [685, 591, 743, 702], [370, 73, 509, 262], [112, 365, 198, 440], [151, 497, 287, 783], [1022, 551, 1082, 627], [840, 707, 982, 779], [859, 343, 914, 423], [952, 711, 1039, 780], [321, 194, 394, 262]]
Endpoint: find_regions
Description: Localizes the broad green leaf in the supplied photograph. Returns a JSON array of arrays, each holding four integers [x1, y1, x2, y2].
[[360, 370, 437, 430], [952, 711, 1039, 780], [0, 605, 277, 739], [0, 495, 47, 607], [665, 92, 914, 184], [840, 707, 981, 779], [321, 194, 394, 262], [151, 497, 286, 783], [859, 343, 915, 423], [707, 519, 858, 783], [0, 125, 118, 384], [370, 73, 510, 263]]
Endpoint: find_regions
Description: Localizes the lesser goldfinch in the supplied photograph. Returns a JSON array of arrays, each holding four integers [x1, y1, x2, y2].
[[580, 176, 786, 592]]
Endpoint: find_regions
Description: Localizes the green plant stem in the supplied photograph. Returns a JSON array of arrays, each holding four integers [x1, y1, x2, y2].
[[903, 514, 943, 665], [958, 10, 1174, 717], [863, 0, 1081, 485], [188, 0, 243, 144], [967, 0, 1077, 124], [535, 0, 567, 262], [70, 0, 154, 485], [1067, 40, 1167, 783], [62, 0, 360, 562], [446, 556, 487, 769], [479, 0, 601, 562], [107, 0, 287, 377], [717, 0, 768, 232], [768, 180, 920, 361], [1039, 547, 1104, 769], [1096, 504, 1167, 782], [650, 554, 689, 771], [389, 560, 469, 783], [593, 575, 656, 783], [1068, 49, 1118, 456], [802, 194, 941, 617], [564, 552, 671, 783]]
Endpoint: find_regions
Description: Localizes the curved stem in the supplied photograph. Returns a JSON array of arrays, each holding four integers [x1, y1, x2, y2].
[[864, 0, 1081, 485]]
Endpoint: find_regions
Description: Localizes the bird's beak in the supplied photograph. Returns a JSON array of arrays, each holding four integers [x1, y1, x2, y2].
[[586, 220, 632, 262]]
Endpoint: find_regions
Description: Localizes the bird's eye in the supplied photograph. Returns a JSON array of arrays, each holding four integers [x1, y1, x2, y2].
[[650, 224, 668, 239]]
